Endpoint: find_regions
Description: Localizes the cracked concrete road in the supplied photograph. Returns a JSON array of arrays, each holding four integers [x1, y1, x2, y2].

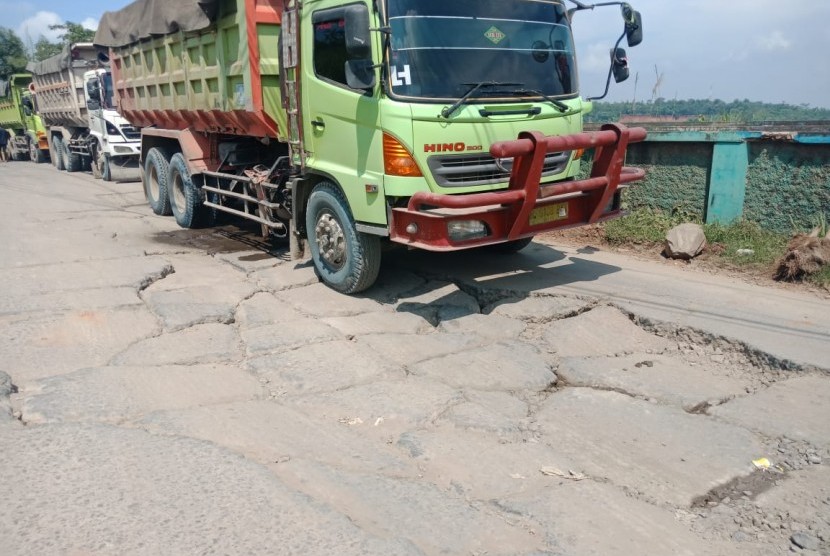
[[1, 162, 829, 555]]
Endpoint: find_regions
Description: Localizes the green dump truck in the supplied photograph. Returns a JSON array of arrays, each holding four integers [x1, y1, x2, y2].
[[0, 74, 50, 163], [96, 0, 646, 293]]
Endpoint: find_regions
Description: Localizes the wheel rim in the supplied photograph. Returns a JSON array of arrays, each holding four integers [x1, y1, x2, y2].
[[148, 165, 160, 201], [30, 143, 36, 161], [314, 212, 347, 270], [96, 149, 104, 174], [172, 172, 185, 212]]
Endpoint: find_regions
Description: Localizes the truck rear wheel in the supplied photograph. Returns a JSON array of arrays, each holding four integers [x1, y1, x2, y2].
[[305, 181, 381, 294], [51, 137, 65, 171], [30, 141, 47, 164], [168, 153, 211, 228], [144, 147, 173, 216], [62, 143, 82, 172]]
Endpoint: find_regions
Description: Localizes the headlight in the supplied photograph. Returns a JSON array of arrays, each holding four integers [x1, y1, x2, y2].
[[106, 122, 120, 136], [113, 146, 133, 154], [447, 220, 489, 242]]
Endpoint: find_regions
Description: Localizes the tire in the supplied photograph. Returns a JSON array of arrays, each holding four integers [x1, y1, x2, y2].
[[91, 146, 102, 178], [143, 147, 173, 215], [51, 137, 65, 171], [487, 236, 534, 254], [93, 147, 112, 181], [167, 153, 211, 228], [30, 141, 47, 164], [101, 154, 112, 181], [63, 142, 82, 172], [305, 181, 381, 294]]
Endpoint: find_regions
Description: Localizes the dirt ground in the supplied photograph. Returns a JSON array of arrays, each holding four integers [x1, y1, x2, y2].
[[540, 225, 830, 300]]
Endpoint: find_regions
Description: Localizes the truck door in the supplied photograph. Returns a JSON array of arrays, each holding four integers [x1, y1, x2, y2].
[[301, 2, 385, 225], [84, 74, 106, 139]]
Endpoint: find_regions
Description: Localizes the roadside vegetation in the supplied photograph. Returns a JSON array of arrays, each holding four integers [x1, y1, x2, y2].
[[600, 208, 830, 289], [587, 99, 830, 123]]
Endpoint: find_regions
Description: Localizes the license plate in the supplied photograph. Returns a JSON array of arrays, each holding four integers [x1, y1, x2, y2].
[[529, 202, 568, 226]]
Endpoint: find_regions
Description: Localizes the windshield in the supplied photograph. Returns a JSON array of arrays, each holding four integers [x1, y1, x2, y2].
[[386, 0, 576, 101]]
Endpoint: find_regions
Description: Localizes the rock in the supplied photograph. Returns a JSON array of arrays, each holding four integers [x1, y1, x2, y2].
[[664, 223, 707, 260], [791, 532, 819, 550]]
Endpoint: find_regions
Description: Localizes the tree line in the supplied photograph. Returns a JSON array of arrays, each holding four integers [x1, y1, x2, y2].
[[0, 23, 95, 78], [586, 98, 830, 123]]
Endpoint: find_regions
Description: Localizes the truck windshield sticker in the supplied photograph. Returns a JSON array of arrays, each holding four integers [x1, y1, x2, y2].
[[484, 26, 506, 45], [391, 65, 413, 86]]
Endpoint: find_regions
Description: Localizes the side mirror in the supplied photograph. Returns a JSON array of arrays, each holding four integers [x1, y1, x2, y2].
[[344, 4, 372, 59], [23, 106, 33, 117], [345, 59, 376, 90], [612, 48, 629, 83], [623, 7, 643, 47], [87, 99, 101, 111]]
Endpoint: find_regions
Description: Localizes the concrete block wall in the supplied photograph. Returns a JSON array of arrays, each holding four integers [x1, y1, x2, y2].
[[610, 126, 830, 233]]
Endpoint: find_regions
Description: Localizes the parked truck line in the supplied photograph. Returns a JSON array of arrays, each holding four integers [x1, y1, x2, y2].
[[95, 0, 646, 293]]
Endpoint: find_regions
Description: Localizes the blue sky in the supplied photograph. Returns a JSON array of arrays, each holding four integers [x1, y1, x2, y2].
[[3, 0, 830, 108]]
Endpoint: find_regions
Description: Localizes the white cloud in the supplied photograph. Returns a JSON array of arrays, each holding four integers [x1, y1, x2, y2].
[[580, 42, 615, 73], [758, 30, 792, 51], [81, 17, 98, 31], [16, 11, 63, 43]]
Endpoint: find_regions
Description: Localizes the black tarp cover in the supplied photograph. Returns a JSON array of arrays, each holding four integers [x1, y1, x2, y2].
[[94, 0, 219, 47]]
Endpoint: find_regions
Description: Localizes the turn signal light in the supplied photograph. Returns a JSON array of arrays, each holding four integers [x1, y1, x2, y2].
[[383, 133, 422, 177], [573, 148, 585, 160]]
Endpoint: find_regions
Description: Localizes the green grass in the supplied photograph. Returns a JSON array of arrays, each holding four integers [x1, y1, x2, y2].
[[703, 220, 788, 267], [807, 265, 830, 288], [604, 208, 696, 245]]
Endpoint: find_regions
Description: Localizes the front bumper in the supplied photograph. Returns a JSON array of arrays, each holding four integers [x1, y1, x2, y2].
[[389, 123, 647, 251]]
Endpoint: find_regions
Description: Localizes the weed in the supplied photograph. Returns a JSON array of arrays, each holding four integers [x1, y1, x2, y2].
[[807, 265, 830, 289], [703, 220, 788, 267], [605, 208, 694, 245]]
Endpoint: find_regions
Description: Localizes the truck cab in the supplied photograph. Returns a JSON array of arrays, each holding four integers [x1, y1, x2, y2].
[[83, 68, 141, 179]]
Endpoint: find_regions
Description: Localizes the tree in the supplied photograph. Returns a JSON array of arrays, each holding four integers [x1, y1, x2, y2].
[[48, 22, 96, 45], [0, 27, 28, 79], [34, 36, 62, 62]]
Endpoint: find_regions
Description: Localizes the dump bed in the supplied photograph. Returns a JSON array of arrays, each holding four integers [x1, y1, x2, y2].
[[0, 75, 29, 130], [28, 44, 99, 128], [95, 0, 286, 140]]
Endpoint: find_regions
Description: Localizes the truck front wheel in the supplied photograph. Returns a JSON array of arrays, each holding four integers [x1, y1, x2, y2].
[[93, 147, 111, 181], [143, 147, 173, 215], [305, 182, 381, 294], [30, 141, 47, 164], [168, 153, 212, 228]]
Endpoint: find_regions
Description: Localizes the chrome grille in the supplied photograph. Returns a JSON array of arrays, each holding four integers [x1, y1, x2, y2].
[[428, 151, 571, 187]]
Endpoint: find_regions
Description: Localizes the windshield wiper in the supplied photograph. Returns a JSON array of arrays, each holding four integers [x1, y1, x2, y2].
[[507, 88, 571, 113], [441, 81, 524, 119]]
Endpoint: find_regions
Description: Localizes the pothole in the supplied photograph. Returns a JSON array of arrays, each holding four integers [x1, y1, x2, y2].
[[692, 469, 783, 508]]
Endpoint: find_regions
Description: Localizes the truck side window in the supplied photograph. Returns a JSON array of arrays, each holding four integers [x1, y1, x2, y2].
[[313, 17, 348, 85]]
